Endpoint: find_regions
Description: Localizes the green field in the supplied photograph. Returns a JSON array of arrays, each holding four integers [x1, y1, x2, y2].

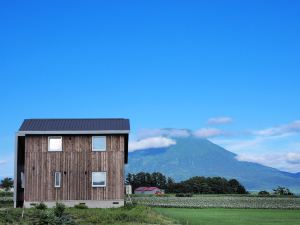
[[154, 207, 300, 225], [132, 195, 300, 209]]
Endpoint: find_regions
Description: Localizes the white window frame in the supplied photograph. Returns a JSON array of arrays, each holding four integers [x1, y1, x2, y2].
[[54, 172, 61, 188], [48, 136, 63, 152], [92, 171, 107, 187], [92, 136, 106, 151], [21, 172, 25, 189]]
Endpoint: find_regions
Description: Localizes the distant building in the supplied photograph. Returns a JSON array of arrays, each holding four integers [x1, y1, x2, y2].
[[134, 187, 164, 195], [125, 185, 132, 195]]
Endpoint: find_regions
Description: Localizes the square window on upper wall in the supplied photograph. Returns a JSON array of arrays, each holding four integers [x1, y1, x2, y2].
[[92, 136, 106, 151], [48, 136, 62, 152]]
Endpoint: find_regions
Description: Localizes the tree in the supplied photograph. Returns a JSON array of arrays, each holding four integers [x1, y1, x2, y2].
[[273, 186, 294, 196], [126, 172, 248, 194], [125, 173, 133, 185], [1, 177, 13, 191]]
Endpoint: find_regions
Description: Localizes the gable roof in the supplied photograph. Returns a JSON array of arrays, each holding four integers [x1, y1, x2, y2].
[[19, 119, 130, 132], [135, 187, 161, 191]]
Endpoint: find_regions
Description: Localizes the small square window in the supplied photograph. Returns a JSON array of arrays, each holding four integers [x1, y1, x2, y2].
[[92, 136, 106, 151], [92, 172, 106, 187], [54, 172, 61, 188], [48, 137, 62, 152]]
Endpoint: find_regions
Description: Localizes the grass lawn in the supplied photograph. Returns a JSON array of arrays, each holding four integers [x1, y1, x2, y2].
[[0, 205, 175, 225], [154, 208, 300, 225]]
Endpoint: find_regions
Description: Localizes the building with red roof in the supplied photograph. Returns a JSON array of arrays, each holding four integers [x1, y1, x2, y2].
[[134, 187, 164, 195]]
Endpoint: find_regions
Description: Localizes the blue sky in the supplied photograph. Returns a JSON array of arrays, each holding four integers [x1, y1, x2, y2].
[[1, 1, 300, 177]]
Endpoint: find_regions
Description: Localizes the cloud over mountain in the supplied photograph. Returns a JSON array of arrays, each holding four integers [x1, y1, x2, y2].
[[193, 128, 224, 138], [136, 128, 190, 139], [129, 136, 176, 152], [254, 120, 300, 137]]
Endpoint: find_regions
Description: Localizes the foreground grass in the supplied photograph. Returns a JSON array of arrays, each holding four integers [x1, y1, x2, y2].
[[0, 200, 12, 208], [67, 206, 174, 225], [154, 207, 300, 225], [0, 205, 175, 225]]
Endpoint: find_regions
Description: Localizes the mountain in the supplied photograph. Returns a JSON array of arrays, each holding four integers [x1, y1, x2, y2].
[[126, 137, 300, 192], [280, 171, 300, 179]]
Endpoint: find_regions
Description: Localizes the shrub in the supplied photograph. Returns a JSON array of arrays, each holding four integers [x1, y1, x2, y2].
[[50, 213, 76, 225], [74, 203, 88, 209], [175, 193, 193, 197], [31, 202, 75, 225], [175, 193, 184, 197], [31, 209, 51, 225], [54, 202, 66, 217], [258, 190, 270, 197], [35, 202, 48, 210]]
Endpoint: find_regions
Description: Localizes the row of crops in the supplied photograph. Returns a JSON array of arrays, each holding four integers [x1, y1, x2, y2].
[[131, 195, 300, 209]]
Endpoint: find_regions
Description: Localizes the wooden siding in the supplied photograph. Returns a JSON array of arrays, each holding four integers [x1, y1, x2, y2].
[[24, 135, 125, 202]]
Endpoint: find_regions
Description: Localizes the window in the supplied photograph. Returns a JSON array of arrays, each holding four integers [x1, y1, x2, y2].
[[21, 172, 25, 189], [92, 172, 106, 187], [48, 136, 62, 152], [92, 136, 106, 151], [54, 172, 61, 188]]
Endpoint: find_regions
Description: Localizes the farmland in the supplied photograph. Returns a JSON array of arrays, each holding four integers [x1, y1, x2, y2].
[[2, 193, 300, 224], [131, 195, 300, 209], [154, 208, 300, 225]]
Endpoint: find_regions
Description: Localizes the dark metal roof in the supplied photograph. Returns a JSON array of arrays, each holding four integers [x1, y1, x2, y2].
[[19, 119, 130, 131]]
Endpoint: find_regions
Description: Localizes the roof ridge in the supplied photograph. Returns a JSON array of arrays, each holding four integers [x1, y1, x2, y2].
[[24, 118, 128, 120], [19, 118, 130, 132]]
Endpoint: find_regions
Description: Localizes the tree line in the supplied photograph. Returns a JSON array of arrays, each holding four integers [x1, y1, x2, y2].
[[126, 172, 247, 194]]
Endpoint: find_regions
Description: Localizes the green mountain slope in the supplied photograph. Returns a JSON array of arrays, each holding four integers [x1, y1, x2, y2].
[[126, 137, 300, 192]]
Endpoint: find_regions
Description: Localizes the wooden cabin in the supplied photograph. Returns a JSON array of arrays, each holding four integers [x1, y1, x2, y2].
[[14, 118, 130, 208]]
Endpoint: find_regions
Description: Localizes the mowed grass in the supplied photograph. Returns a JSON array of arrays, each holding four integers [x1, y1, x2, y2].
[[154, 207, 300, 225]]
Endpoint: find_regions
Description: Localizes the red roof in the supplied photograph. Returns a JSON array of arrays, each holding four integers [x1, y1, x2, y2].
[[135, 187, 160, 191]]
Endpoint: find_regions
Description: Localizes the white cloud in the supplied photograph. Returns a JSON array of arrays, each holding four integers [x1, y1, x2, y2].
[[193, 128, 223, 138], [286, 152, 300, 164], [0, 160, 7, 165], [213, 137, 265, 152], [254, 120, 300, 137], [129, 136, 176, 152], [137, 128, 190, 139], [236, 152, 300, 172], [213, 133, 300, 172], [207, 117, 233, 125], [213, 133, 294, 153]]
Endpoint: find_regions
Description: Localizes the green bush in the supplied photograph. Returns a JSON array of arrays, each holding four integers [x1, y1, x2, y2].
[[74, 203, 88, 209], [258, 190, 270, 197], [175, 193, 193, 197], [54, 202, 66, 217], [30, 202, 75, 225], [35, 202, 48, 210], [0, 191, 13, 197]]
